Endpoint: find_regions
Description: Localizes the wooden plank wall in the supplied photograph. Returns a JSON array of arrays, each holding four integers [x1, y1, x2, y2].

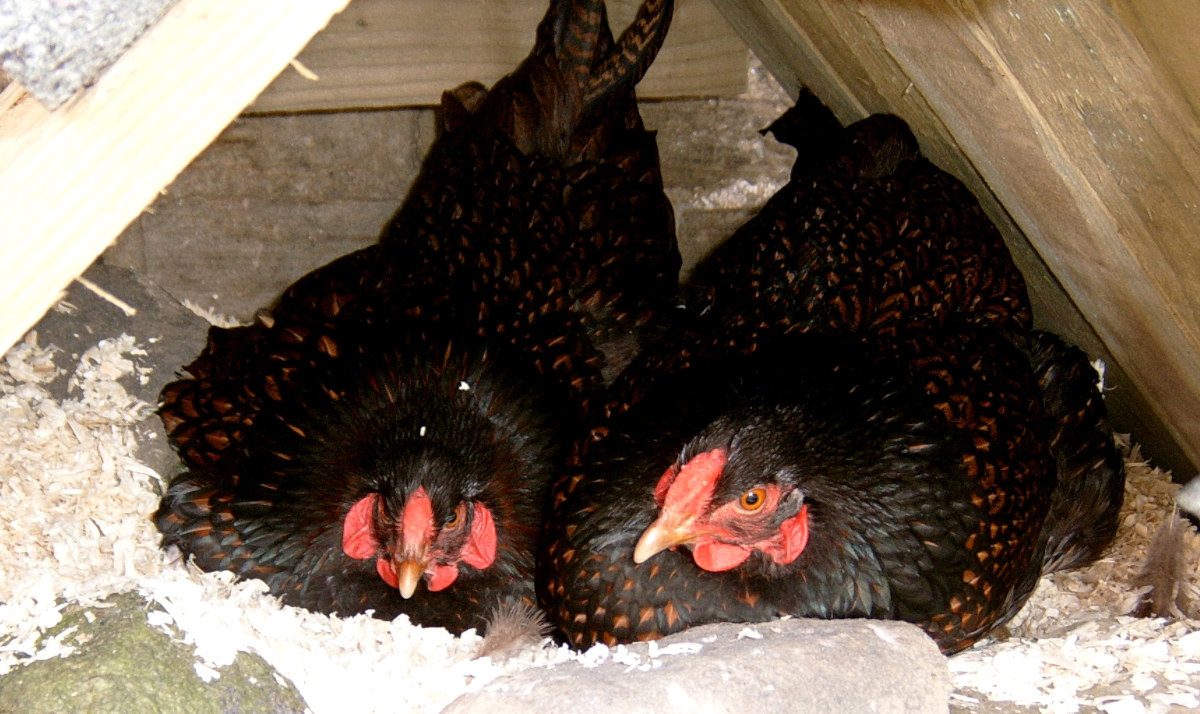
[[104, 83, 794, 328], [709, 0, 1200, 476], [251, 0, 747, 112]]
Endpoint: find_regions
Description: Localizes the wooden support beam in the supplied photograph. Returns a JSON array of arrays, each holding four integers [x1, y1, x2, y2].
[[0, 0, 352, 358], [1117, 0, 1200, 121], [711, 0, 1200, 475]]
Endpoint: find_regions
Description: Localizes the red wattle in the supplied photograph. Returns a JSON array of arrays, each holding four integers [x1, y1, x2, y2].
[[692, 540, 752, 571], [376, 557, 399, 588], [426, 562, 460, 591], [343, 494, 380, 559], [460, 503, 497, 569]]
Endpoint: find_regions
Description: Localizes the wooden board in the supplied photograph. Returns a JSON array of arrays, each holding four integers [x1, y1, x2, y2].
[[710, 0, 1200, 476], [0, 0, 353, 359], [1117, 0, 1200, 120], [103, 84, 796, 323], [251, 0, 748, 113]]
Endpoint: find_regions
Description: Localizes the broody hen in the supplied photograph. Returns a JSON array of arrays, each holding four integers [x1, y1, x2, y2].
[[161, 0, 679, 469], [539, 92, 1124, 653], [686, 88, 1031, 339], [156, 0, 679, 634], [592, 90, 1034, 418], [541, 326, 1123, 654]]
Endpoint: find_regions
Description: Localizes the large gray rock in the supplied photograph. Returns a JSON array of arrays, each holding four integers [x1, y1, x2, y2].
[[0, 591, 307, 714], [447, 619, 951, 714]]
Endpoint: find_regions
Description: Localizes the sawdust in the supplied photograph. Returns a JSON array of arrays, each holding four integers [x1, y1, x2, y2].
[[1, 331, 1197, 713], [950, 441, 1200, 713]]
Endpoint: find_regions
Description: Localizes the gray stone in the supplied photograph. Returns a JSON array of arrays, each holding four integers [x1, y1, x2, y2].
[[446, 619, 951, 714], [0, 591, 308, 714]]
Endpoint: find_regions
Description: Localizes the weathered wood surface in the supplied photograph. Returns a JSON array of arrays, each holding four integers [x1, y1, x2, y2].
[[250, 0, 748, 113], [106, 64, 795, 325], [1117, 0, 1200, 120], [0, 0, 353, 359], [710, 0, 1200, 476]]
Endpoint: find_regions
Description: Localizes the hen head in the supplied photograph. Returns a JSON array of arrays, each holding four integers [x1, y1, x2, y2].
[[312, 344, 558, 601], [342, 481, 498, 599], [633, 416, 811, 572]]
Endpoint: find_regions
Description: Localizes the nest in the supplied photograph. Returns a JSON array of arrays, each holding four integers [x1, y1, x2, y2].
[[1, 331, 1197, 713]]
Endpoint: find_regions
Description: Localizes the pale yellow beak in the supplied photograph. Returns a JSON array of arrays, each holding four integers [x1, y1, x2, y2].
[[395, 558, 427, 599], [633, 511, 698, 564]]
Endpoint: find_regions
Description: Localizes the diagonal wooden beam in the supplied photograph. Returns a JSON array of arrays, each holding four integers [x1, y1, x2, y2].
[[709, 0, 1200, 476], [0, 0, 352, 357]]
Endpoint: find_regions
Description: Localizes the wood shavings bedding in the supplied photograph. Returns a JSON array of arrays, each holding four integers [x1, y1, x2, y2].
[[1, 332, 1197, 713], [950, 441, 1200, 714]]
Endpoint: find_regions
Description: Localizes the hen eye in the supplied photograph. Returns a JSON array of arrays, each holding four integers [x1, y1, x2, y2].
[[443, 506, 463, 529], [739, 488, 767, 511]]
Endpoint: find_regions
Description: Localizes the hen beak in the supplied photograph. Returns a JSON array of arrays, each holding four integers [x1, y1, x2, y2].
[[633, 511, 697, 564], [395, 557, 427, 599]]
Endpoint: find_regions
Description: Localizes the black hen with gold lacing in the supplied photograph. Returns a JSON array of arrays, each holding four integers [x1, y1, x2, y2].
[[156, 0, 679, 634], [539, 90, 1124, 654]]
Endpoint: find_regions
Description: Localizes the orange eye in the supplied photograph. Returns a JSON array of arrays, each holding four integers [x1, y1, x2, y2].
[[739, 488, 767, 511], [444, 506, 463, 529]]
